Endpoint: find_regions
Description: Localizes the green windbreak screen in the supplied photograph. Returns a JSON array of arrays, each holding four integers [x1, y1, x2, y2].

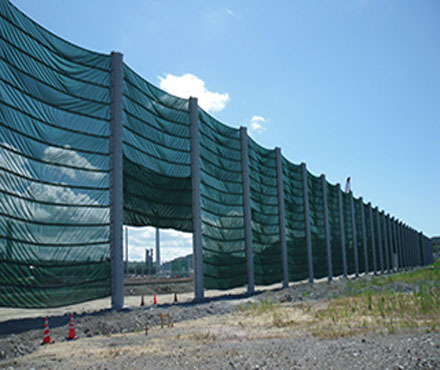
[[372, 210, 383, 272], [198, 110, 246, 289], [327, 183, 343, 277], [364, 204, 375, 273], [282, 158, 308, 281], [121, 64, 192, 231], [341, 192, 355, 275], [248, 138, 281, 285], [353, 198, 366, 274], [307, 173, 327, 279], [0, 0, 111, 308]]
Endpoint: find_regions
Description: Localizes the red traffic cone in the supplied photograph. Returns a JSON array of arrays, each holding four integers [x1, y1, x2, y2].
[[174, 292, 178, 303], [153, 293, 157, 305], [67, 313, 77, 340], [140, 295, 145, 306], [41, 317, 53, 345]]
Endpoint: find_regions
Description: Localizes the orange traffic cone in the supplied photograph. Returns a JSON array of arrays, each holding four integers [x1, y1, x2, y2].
[[153, 293, 157, 305], [67, 313, 77, 340], [41, 317, 53, 345], [140, 295, 145, 306], [174, 292, 178, 303]]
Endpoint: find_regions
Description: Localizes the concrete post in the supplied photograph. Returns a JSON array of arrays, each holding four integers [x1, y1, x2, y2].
[[110, 52, 124, 310], [275, 148, 289, 288], [301, 163, 314, 283], [321, 175, 333, 281], [382, 213, 390, 273], [155, 228, 160, 274], [189, 97, 204, 301], [369, 204, 377, 275], [240, 127, 255, 294], [349, 193, 359, 278], [360, 198, 369, 274], [338, 184, 347, 278], [124, 226, 128, 275], [376, 209, 384, 274]]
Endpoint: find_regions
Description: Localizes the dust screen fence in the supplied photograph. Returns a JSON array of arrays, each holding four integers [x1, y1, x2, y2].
[[0, 0, 434, 308]]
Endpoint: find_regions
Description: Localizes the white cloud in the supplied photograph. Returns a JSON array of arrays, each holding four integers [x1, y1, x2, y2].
[[42, 146, 105, 180], [249, 115, 267, 134], [158, 73, 230, 113]]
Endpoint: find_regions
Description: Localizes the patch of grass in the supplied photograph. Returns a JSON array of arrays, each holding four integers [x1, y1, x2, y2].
[[237, 299, 276, 314], [313, 281, 440, 338]]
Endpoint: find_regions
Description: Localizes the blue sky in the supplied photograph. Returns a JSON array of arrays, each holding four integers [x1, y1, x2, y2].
[[12, 0, 440, 261]]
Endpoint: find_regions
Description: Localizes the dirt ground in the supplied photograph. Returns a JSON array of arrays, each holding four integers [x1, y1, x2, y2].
[[1, 273, 439, 369]]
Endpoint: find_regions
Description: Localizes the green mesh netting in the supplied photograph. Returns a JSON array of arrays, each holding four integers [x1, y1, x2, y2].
[[0, 0, 111, 308], [282, 158, 308, 281], [122, 65, 192, 231], [326, 183, 344, 277], [372, 209, 384, 272], [341, 192, 355, 275], [307, 173, 328, 279], [198, 109, 246, 289], [248, 138, 281, 285], [363, 203, 375, 273], [353, 197, 366, 274]]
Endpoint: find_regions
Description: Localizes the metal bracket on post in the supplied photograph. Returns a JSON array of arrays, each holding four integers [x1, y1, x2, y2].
[[376, 209, 384, 274], [338, 184, 347, 278], [382, 213, 390, 273], [301, 163, 314, 283], [360, 198, 369, 275], [275, 148, 289, 288], [321, 175, 333, 282], [240, 127, 255, 295], [368, 204, 377, 275], [349, 193, 359, 278], [110, 51, 124, 310], [189, 97, 204, 301]]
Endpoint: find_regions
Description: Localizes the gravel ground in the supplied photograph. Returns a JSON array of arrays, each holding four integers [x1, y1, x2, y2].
[[1, 272, 439, 369]]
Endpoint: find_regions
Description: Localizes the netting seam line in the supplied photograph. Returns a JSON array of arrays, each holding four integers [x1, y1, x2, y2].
[[123, 206, 192, 222], [0, 121, 110, 157], [0, 166, 110, 190], [0, 236, 110, 247], [123, 126, 189, 154], [250, 207, 279, 217], [0, 212, 110, 227], [201, 221, 245, 231], [250, 196, 280, 207], [200, 180, 243, 196], [199, 133, 241, 153], [123, 175, 191, 193], [122, 140, 190, 167], [199, 142, 241, 162], [201, 194, 243, 208], [0, 99, 109, 138], [201, 207, 243, 219], [1, 77, 109, 122], [0, 143, 110, 173], [0, 259, 109, 267], [0, 54, 109, 105], [0, 11, 110, 72], [0, 189, 109, 208], [123, 190, 192, 207], [200, 154, 242, 173], [0, 277, 111, 290], [123, 78, 188, 114], [200, 163, 242, 177], [123, 157, 190, 181], [201, 248, 245, 257], [201, 233, 245, 243], [123, 110, 189, 140], [0, 35, 110, 89], [122, 96, 189, 130]]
